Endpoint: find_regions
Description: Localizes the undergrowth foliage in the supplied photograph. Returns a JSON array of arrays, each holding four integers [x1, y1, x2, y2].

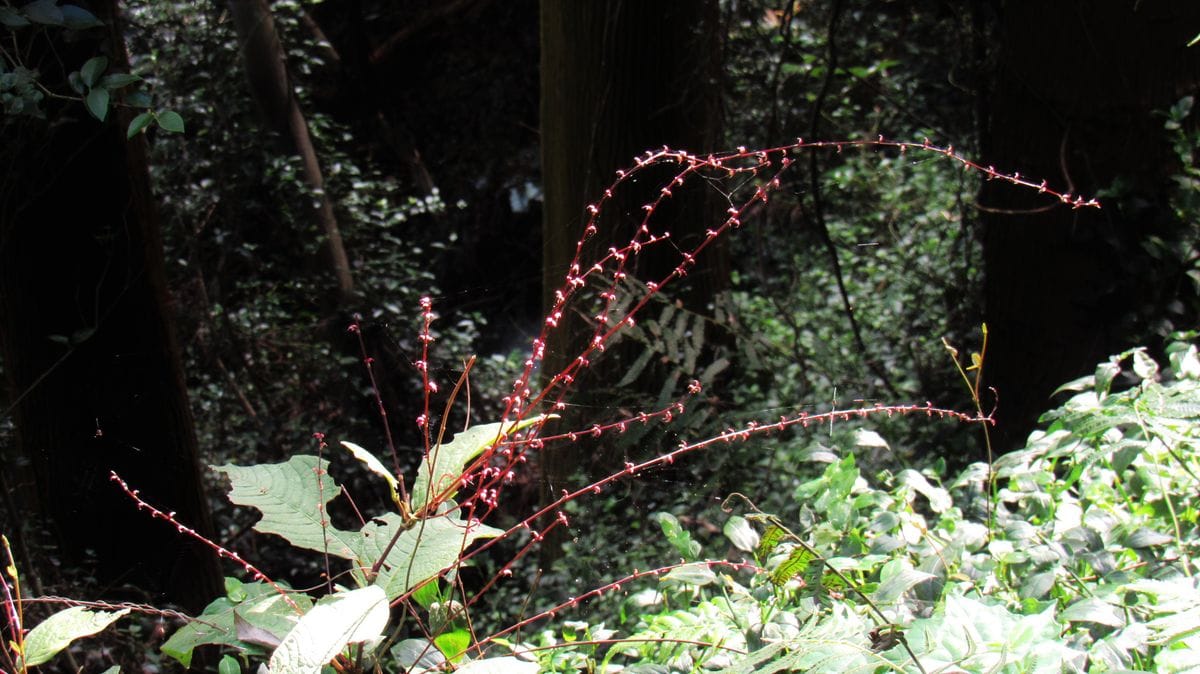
[[3, 138, 1162, 674]]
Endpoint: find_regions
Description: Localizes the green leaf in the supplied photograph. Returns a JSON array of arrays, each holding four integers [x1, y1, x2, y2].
[[218, 655, 241, 674], [124, 90, 152, 108], [85, 87, 108, 121], [161, 581, 311, 667], [127, 111, 153, 139], [434, 628, 471, 661], [352, 513, 501, 601], [214, 456, 361, 559], [99, 73, 140, 90], [21, 0, 63, 25], [268, 586, 389, 674], [723, 515, 759, 553], [1061, 598, 1125, 628], [654, 512, 701, 561], [411, 415, 547, 513], [755, 524, 786, 562], [770, 546, 816, 586], [80, 56, 107, 88], [662, 563, 716, 587], [871, 560, 935, 604], [60, 4, 103, 29], [0, 7, 31, 27], [155, 109, 185, 133], [340, 441, 399, 507], [21, 606, 129, 667], [67, 71, 86, 95]]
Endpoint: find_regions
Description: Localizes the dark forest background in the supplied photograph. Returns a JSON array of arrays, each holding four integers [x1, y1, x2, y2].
[[1, 0, 1198, 668]]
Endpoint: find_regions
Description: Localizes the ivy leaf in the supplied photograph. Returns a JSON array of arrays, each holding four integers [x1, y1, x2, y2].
[[156, 110, 185, 133], [61, 5, 103, 29], [21, 0, 63, 25], [80, 56, 107, 88], [20, 606, 129, 667], [85, 87, 109, 121]]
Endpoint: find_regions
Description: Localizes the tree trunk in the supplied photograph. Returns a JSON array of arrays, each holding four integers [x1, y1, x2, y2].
[[980, 1, 1200, 451], [0, 1, 221, 612], [538, 0, 725, 560], [230, 0, 355, 304]]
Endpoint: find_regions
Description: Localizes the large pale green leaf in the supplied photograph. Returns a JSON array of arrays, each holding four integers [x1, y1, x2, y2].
[[411, 416, 547, 512], [214, 456, 360, 559], [353, 513, 502, 600], [162, 581, 311, 667], [21, 606, 129, 667], [267, 586, 388, 674]]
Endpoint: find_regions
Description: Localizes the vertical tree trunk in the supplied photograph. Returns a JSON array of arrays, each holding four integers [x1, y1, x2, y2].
[[230, 0, 355, 304], [980, 1, 1200, 450], [538, 0, 725, 559], [0, 1, 221, 612]]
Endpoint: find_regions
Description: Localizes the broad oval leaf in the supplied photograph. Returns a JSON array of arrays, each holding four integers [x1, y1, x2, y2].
[[21, 606, 129, 667], [21, 0, 63, 25], [267, 586, 388, 674], [61, 4, 103, 29], [156, 110, 185, 133], [127, 111, 154, 139], [80, 56, 107, 88], [723, 515, 759, 553], [85, 87, 108, 122], [99, 73, 141, 90]]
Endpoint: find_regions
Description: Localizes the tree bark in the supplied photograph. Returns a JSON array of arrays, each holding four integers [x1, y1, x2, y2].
[[230, 0, 355, 304], [0, 1, 221, 612], [980, 1, 1200, 451], [538, 0, 725, 559]]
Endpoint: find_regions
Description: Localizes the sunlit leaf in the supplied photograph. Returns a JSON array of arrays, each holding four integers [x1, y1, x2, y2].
[[21, 606, 129, 667]]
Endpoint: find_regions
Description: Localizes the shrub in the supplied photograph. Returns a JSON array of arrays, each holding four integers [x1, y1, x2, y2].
[[0, 139, 1107, 673]]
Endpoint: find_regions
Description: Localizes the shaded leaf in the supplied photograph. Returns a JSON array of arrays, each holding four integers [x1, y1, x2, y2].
[[156, 110, 184, 133], [61, 5, 102, 29], [161, 581, 310, 667], [80, 56, 107, 88], [126, 111, 153, 139], [21, 0, 63, 25], [85, 87, 108, 121]]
